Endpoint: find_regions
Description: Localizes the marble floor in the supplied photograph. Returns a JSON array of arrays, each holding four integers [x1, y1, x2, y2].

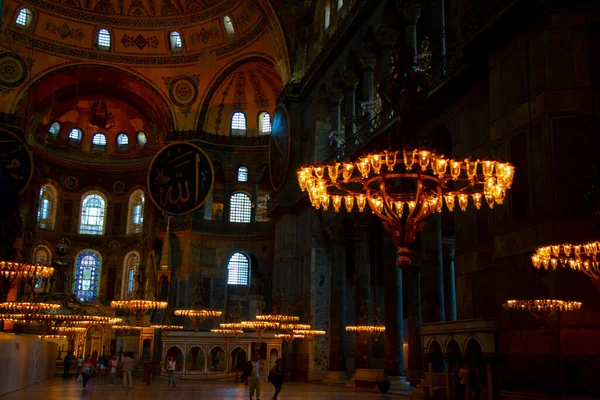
[[0, 377, 407, 399]]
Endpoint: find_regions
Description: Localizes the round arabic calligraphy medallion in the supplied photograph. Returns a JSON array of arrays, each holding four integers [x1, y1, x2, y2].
[[0, 54, 27, 88], [169, 76, 198, 108], [0, 128, 33, 195], [269, 105, 291, 191], [147, 141, 214, 216]]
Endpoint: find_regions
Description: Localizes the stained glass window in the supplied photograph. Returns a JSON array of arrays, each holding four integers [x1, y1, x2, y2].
[[127, 190, 145, 234], [227, 252, 249, 285], [69, 128, 82, 141], [37, 184, 57, 229], [74, 250, 101, 302], [231, 112, 247, 136], [79, 192, 106, 235], [230, 192, 251, 223], [170, 32, 182, 50], [92, 133, 107, 150], [123, 252, 139, 298], [138, 132, 147, 148], [237, 166, 248, 182], [258, 112, 271, 135]]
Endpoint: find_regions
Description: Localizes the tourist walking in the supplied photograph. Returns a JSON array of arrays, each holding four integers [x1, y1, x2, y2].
[[249, 355, 261, 400], [167, 355, 176, 387], [80, 356, 95, 389], [108, 354, 118, 386], [63, 351, 72, 377], [268, 358, 283, 400], [121, 352, 134, 389]]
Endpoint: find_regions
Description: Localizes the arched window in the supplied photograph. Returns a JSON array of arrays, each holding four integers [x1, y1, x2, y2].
[[258, 112, 271, 135], [73, 250, 102, 302], [98, 28, 111, 49], [137, 132, 147, 149], [237, 166, 248, 182], [126, 190, 145, 234], [15, 8, 33, 27], [337, 0, 343, 10], [122, 251, 140, 298], [324, 1, 331, 31], [33, 245, 52, 290], [69, 128, 82, 144], [229, 192, 251, 223], [169, 31, 182, 51], [48, 122, 61, 138], [117, 133, 129, 150], [92, 133, 107, 151], [227, 252, 250, 285], [37, 184, 58, 230], [79, 192, 107, 235], [223, 16, 235, 36], [231, 112, 247, 136]]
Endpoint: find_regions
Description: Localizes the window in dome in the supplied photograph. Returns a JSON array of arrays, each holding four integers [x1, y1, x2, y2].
[[231, 112, 247, 136], [169, 32, 182, 51], [48, 122, 60, 138], [137, 132, 147, 149], [98, 28, 111, 49], [126, 190, 145, 234], [337, 0, 343, 10], [92, 133, 107, 151], [227, 252, 250, 286], [68, 128, 82, 147], [324, 2, 331, 31], [117, 133, 129, 151], [79, 192, 107, 235], [73, 250, 102, 303], [237, 166, 248, 182], [258, 112, 271, 135], [223, 16, 235, 36], [229, 192, 251, 223], [15, 8, 33, 27], [37, 184, 58, 230]]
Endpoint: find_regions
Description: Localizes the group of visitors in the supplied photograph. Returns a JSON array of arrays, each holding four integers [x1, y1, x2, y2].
[[240, 355, 284, 400], [66, 352, 134, 390]]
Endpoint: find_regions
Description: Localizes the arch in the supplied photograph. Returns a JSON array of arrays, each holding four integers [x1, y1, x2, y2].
[[229, 192, 251, 223], [237, 166, 249, 182], [186, 346, 206, 372], [84, 324, 104, 358], [208, 346, 226, 372], [37, 183, 58, 230], [73, 249, 102, 302], [169, 31, 182, 51], [269, 348, 279, 370], [92, 133, 107, 151], [97, 28, 112, 49], [121, 251, 140, 299], [79, 191, 107, 235], [165, 346, 184, 372], [462, 334, 484, 357], [117, 133, 129, 151], [445, 338, 462, 364], [126, 189, 145, 234], [258, 111, 271, 135], [427, 340, 445, 373], [231, 112, 247, 136], [230, 346, 247, 372], [223, 15, 235, 36], [227, 252, 250, 285], [15, 7, 33, 27], [48, 122, 61, 138]]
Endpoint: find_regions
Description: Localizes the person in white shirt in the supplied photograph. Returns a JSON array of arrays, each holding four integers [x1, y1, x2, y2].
[[167, 356, 176, 387], [249, 355, 261, 400]]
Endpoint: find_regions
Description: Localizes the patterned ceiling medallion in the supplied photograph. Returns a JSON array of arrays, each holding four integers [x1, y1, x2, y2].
[[109, 240, 120, 252], [168, 76, 199, 108], [65, 176, 78, 189], [113, 181, 125, 193], [0, 54, 27, 88]]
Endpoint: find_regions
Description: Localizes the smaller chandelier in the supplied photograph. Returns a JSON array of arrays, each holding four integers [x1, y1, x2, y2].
[[0, 261, 54, 282], [346, 325, 386, 343], [151, 324, 184, 331], [276, 333, 304, 346], [532, 241, 600, 287], [211, 328, 244, 338], [111, 300, 168, 325], [174, 309, 222, 331], [56, 326, 86, 334], [241, 321, 278, 338], [503, 299, 582, 326], [112, 324, 144, 333], [39, 335, 67, 340], [256, 314, 300, 323], [292, 329, 326, 341]]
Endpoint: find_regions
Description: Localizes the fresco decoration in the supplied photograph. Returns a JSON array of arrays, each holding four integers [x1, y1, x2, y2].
[[214, 74, 235, 134], [255, 68, 282, 97], [113, 181, 125, 192], [147, 141, 215, 216], [44, 20, 86, 41], [121, 34, 159, 50], [247, 69, 268, 108], [232, 71, 247, 110], [89, 100, 115, 130], [160, 0, 181, 16], [0, 54, 28, 88], [0, 128, 34, 195], [269, 105, 290, 191], [165, 75, 199, 108], [189, 26, 220, 46]]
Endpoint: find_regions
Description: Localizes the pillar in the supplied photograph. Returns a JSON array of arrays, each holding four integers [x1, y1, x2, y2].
[[430, 0, 446, 64], [403, 1, 423, 52], [328, 87, 345, 154], [343, 70, 359, 144], [445, 359, 452, 400], [443, 239, 457, 321], [383, 236, 405, 377], [325, 220, 347, 372], [359, 51, 378, 121], [428, 361, 434, 399], [486, 362, 494, 400], [353, 217, 372, 369], [251, 182, 258, 223], [421, 213, 445, 323], [378, 27, 398, 78], [222, 180, 232, 223], [405, 265, 423, 371]]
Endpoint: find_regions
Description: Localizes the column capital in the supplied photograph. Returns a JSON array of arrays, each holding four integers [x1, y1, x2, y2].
[[359, 50, 378, 71], [324, 220, 347, 243], [343, 70, 359, 89], [377, 26, 399, 48], [403, 0, 424, 25], [328, 87, 345, 104]]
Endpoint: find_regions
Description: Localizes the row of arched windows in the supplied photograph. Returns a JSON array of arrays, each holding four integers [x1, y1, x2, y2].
[[15, 8, 235, 52], [37, 184, 145, 235], [230, 111, 272, 136], [50, 122, 147, 151]]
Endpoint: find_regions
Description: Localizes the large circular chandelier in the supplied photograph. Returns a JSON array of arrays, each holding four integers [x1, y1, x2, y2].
[[298, 150, 514, 266], [532, 241, 600, 287], [174, 309, 222, 331]]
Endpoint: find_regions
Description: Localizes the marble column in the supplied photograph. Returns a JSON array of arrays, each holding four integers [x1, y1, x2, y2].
[[421, 213, 445, 323], [359, 51, 378, 121], [403, 1, 423, 52], [353, 217, 372, 369], [378, 27, 398, 78], [405, 264, 423, 371], [328, 87, 345, 155], [222, 180, 232, 223], [343, 70, 359, 144], [443, 239, 457, 321], [251, 182, 258, 223], [430, 0, 446, 64]]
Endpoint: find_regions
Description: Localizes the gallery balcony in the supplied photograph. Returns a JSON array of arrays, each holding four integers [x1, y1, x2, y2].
[[157, 217, 274, 237]]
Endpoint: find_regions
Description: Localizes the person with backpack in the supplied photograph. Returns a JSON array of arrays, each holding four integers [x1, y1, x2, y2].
[[268, 358, 283, 400], [80, 356, 95, 389]]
